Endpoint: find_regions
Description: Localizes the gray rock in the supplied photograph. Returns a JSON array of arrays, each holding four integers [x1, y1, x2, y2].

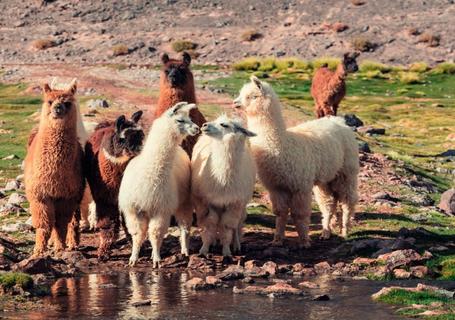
[[358, 141, 371, 153], [344, 114, 364, 127], [87, 99, 109, 110], [439, 189, 455, 215], [3, 180, 21, 191], [7, 193, 27, 206], [0, 203, 25, 215], [357, 126, 386, 135], [1, 222, 32, 232]]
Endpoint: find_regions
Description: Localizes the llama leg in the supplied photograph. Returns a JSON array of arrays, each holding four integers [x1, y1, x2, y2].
[[124, 208, 148, 266], [199, 209, 218, 256], [31, 200, 55, 256], [148, 214, 171, 269], [66, 207, 80, 250], [53, 202, 75, 252], [232, 220, 243, 254], [80, 186, 91, 231], [313, 185, 337, 240], [269, 191, 289, 246], [221, 227, 234, 257], [97, 203, 119, 261], [174, 204, 193, 256], [339, 178, 358, 238], [290, 191, 312, 248]]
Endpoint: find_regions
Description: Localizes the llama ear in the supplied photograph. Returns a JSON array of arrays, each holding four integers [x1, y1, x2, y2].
[[182, 52, 191, 66], [42, 83, 52, 94], [352, 52, 360, 58], [161, 53, 170, 64], [250, 75, 262, 91], [131, 110, 143, 123], [115, 115, 126, 132], [167, 102, 188, 116], [234, 124, 256, 137], [66, 78, 77, 95]]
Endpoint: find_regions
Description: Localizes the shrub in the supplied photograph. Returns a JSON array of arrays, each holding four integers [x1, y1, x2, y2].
[[417, 33, 440, 47], [232, 57, 261, 71], [241, 30, 263, 42], [408, 62, 429, 73], [171, 40, 197, 52], [431, 62, 455, 75], [351, 0, 366, 5], [275, 57, 311, 72], [352, 37, 377, 52], [0, 272, 33, 290], [32, 39, 56, 50], [398, 72, 422, 84], [258, 57, 276, 72], [311, 57, 340, 71], [359, 60, 392, 73], [363, 70, 388, 79], [112, 44, 130, 56]]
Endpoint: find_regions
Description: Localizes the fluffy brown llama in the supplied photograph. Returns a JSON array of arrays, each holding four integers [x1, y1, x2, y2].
[[84, 111, 144, 260], [24, 80, 85, 256], [311, 52, 359, 118], [151, 52, 206, 156]]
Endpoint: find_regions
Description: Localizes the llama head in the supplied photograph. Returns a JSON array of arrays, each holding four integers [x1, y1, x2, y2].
[[166, 102, 200, 137], [233, 76, 276, 116], [342, 52, 359, 73], [160, 52, 192, 89], [201, 114, 256, 141], [105, 111, 145, 160], [41, 79, 78, 126]]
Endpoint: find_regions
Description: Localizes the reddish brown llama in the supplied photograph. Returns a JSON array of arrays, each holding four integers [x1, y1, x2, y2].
[[311, 52, 359, 118], [24, 81, 85, 256], [84, 111, 144, 260], [151, 52, 206, 156]]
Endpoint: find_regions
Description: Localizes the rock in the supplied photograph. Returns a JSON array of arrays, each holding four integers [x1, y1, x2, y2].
[[205, 276, 221, 286], [372, 266, 392, 278], [160, 253, 189, 268], [132, 300, 152, 307], [277, 264, 292, 274], [372, 192, 398, 202], [358, 141, 371, 153], [242, 276, 255, 284], [1, 222, 32, 232], [0, 191, 5, 199], [292, 263, 316, 277], [245, 266, 269, 278], [15, 174, 24, 182], [314, 261, 331, 274], [438, 189, 455, 215], [244, 260, 259, 270], [357, 126, 386, 135], [298, 281, 319, 289], [2, 154, 19, 160], [410, 266, 428, 278], [429, 245, 448, 252], [377, 249, 426, 269], [187, 254, 215, 270], [411, 194, 435, 206], [0, 203, 25, 216], [313, 294, 330, 301], [61, 251, 85, 265], [7, 193, 27, 206], [234, 283, 304, 296], [185, 277, 213, 290], [262, 261, 278, 276], [87, 99, 109, 110], [14, 256, 58, 274], [350, 239, 381, 255], [393, 269, 411, 279], [3, 180, 21, 191], [217, 265, 245, 281], [344, 114, 364, 127], [352, 257, 376, 266], [438, 149, 455, 157]]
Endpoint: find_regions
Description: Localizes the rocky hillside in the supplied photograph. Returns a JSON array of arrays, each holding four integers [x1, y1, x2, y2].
[[0, 0, 454, 66]]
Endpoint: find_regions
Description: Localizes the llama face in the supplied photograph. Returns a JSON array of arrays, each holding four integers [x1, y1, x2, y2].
[[233, 76, 271, 116], [42, 82, 78, 123], [201, 115, 256, 139], [167, 102, 200, 137], [107, 111, 145, 159], [343, 52, 359, 73], [161, 52, 192, 88]]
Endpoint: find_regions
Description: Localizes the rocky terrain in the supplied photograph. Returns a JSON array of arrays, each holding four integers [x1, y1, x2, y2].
[[0, 0, 454, 66]]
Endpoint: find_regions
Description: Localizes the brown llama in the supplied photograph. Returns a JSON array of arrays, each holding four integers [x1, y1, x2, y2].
[[151, 51, 206, 156], [24, 80, 85, 256], [311, 52, 359, 118], [84, 111, 144, 260]]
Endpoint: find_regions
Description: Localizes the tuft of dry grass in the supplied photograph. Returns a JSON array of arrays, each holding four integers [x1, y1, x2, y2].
[[171, 40, 197, 52], [351, 0, 366, 6], [408, 62, 429, 73], [352, 37, 376, 52], [417, 33, 440, 47], [240, 30, 263, 42], [32, 39, 56, 50], [398, 71, 423, 84], [112, 44, 130, 56]]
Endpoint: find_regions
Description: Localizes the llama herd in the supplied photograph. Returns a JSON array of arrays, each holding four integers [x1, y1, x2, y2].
[[23, 52, 360, 268]]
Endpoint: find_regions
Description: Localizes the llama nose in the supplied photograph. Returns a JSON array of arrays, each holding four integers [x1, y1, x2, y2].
[[54, 104, 64, 115], [201, 123, 208, 129]]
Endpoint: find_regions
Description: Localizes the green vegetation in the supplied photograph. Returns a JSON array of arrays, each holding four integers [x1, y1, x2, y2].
[[376, 288, 455, 319], [112, 44, 130, 56], [428, 254, 455, 280], [171, 40, 198, 53], [0, 272, 33, 290]]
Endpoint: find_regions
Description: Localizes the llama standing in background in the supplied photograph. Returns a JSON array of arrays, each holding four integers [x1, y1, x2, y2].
[[24, 80, 85, 255], [234, 76, 359, 247], [311, 52, 359, 118], [191, 115, 256, 256], [84, 111, 144, 260], [119, 102, 200, 268], [151, 52, 206, 156]]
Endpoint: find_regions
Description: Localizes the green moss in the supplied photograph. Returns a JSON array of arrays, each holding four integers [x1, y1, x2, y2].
[[0, 272, 33, 290]]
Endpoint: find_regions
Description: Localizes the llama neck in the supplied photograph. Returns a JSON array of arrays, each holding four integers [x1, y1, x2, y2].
[[209, 137, 244, 185], [333, 63, 347, 82], [141, 120, 181, 176], [156, 76, 196, 117]]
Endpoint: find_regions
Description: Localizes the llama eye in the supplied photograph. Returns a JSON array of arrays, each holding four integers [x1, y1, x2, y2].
[[47, 100, 53, 105], [220, 123, 229, 128], [176, 119, 185, 123], [64, 102, 72, 109]]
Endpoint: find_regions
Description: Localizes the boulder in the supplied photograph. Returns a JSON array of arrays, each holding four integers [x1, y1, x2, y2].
[[377, 249, 427, 269], [262, 261, 278, 276], [234, 283, 304, 296], [3, 180, 21, 191], [185, 277, 214, 290], [393, 269, 411, 279], [7, 193, 27, 206], [1, 222, 32, 233], [0, 204, 25, 216], [298, 281, 319, 289], [14, 256, 58, 274], [314, 261, 331, 274], [217, 265, 245, 281], [438, 189, 455, 215], [344, 114, 364, 127]]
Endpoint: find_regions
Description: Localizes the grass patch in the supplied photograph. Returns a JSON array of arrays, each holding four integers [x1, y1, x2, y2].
[[409, 62, 430, 73], [359, 60, 393, 73], [351, 37, 377, 52], [398, 71, 423, 84], [427, 254, 455, 280], [432, 62, 455, 75], [171, 40, 197, 53], [112, 44, 130, 56], [0, 272, 33, 290]]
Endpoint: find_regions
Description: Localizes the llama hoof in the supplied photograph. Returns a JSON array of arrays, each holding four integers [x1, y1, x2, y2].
[[199, 248, 209, 256], [320, 230, 331, 240], [128, 258, 138, 267], [181, 249, 189, 256], [152, 261, 161, 269]]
